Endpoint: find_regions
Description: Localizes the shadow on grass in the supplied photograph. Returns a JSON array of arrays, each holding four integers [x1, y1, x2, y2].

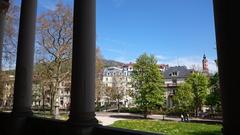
[[110, 115, 154, 120], [189, 120, 223, 125], [188, 130, 222, 135]]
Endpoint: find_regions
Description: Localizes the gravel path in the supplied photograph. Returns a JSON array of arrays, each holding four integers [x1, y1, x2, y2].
[[95, 112, 222, 126]]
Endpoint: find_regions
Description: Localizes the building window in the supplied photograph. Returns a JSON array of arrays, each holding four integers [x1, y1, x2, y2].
[[172, 71, 178, 76], [60, 97, 64, 106]]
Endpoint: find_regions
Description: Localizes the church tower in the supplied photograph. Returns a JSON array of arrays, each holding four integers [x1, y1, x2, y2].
[[202, 54, 209, 74]]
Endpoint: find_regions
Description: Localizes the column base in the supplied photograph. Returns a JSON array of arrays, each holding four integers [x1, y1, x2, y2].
[[65, 125, 97, 135], [68, 111, 98, 126], [67, 115, 99, 135], [67, 117, 99, 127], [11, 109, 33, 117], [7, 115, 30, 135]]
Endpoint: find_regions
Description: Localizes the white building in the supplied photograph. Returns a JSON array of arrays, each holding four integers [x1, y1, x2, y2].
[[102, 63, 134, 108], [101, 63, 194, 109]]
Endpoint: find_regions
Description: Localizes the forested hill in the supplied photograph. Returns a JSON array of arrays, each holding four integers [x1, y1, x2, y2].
[[103, 59, 125, 67]]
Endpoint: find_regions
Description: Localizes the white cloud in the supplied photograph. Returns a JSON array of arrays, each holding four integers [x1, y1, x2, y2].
[[208, 60, 218, 73]]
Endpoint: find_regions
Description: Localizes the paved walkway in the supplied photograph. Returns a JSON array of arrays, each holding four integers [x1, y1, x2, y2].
[[95, 112, 175, 126], [95, 112, 222, 126]]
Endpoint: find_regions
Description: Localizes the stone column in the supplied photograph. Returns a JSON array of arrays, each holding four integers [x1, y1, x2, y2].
[[213, 0, 234, 134], [12, 0, 37, 116], [68, 0, 97, 125]]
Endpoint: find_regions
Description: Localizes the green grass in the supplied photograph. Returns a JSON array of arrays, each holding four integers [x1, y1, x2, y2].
[[111, 120, 222, 135]]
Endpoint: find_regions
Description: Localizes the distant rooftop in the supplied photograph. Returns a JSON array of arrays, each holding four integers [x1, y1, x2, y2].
[[163, 66, 193, 79]]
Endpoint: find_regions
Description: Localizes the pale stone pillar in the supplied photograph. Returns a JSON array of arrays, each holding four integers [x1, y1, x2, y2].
[[213, 0, 233, 134], [12, 0, 37, 116], [68, 0, 98, 125]]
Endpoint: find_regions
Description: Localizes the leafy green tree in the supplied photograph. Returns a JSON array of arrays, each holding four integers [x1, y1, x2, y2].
[[186, 72, 209, 117], [206, 73, 221, 115], [173, 83, 194, 114], [132, 53, 165, 118]]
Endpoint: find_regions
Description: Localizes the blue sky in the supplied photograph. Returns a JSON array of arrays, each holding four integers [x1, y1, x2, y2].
[[15, 0, 217, 72]]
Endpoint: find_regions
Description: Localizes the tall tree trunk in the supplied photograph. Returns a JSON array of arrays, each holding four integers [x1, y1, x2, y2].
[[117, 98, 120, 113], [42, 88, 45, 113], [144, 107, 148, 119], [96, 98, 99, 110], [210, 105, 214, 118], [50, 87, 56, 115], [50, 94, 54, 115], [195, 107, 198, 117]]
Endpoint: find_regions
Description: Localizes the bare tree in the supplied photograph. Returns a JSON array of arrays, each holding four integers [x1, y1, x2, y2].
[[33, 60, 54, 112], [95, 48, 104, 109], [112, 75, 125, 112], [0, 0, 19, 109], [104, 75, 125, 112], [36, 2, 72, 115], [2, 0, 19, 68]]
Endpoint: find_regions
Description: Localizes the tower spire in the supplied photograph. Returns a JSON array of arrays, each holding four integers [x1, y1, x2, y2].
[[202, 54, 209, 74]]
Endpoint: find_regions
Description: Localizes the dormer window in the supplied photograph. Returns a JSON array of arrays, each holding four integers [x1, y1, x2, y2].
[[172, 71, 178, 76]]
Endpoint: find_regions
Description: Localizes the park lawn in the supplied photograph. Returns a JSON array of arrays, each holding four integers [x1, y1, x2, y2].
[[111, 120, 222, 135]]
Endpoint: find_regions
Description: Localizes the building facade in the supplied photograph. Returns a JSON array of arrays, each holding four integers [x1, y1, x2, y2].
[[100, 63, 193, 109], [102, 64, 134, 108], [163, 66, 193, 107], [1, 55, 209, 111], [0, 74, 14, 110]]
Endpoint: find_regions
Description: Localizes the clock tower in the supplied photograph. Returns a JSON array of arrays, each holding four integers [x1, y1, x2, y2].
[[202, 54, 209, 74]]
